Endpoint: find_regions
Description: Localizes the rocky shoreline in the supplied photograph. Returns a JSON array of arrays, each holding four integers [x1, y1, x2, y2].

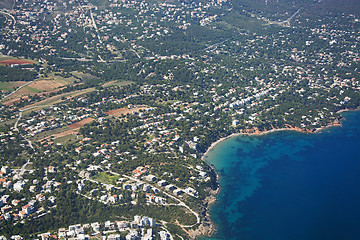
[[187, 187, 220, 239]]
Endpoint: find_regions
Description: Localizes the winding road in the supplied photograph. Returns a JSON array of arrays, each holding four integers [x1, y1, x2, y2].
[[122, 174, 200, 228], [13, 104, 53, 153], [0, 10, 16, 27]]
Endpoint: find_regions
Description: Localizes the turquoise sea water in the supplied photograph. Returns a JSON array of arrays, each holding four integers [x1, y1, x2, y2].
[[202, 110, 360, 240]]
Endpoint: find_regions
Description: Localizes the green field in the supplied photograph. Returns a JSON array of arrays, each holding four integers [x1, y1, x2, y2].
[[102, 80, 133, 88], [92, 172, 121, 185], [0, 81, 26, 91], [29, 126, 71, 142], [20, 87, 96, 113]]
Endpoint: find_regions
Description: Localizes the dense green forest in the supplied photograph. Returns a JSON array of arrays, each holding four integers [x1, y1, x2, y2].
[[0, 66, 37, 82]]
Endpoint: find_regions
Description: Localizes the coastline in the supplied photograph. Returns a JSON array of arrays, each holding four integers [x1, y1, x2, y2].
[[195, 112, 354, 239], [202, 119, 344, 159], [187, 186, 220, 239]]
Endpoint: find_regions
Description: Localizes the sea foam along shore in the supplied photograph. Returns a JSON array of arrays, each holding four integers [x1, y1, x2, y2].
[[196, 117, 345, 239]]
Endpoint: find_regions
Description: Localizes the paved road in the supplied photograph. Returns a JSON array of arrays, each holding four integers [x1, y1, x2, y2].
[[0, 10, 16, 26], [122, 174, 200, 227], [1, 80, 35, 102]]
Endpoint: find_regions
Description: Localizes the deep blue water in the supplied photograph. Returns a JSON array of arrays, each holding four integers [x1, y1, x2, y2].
[[202, 110, 360, 240]]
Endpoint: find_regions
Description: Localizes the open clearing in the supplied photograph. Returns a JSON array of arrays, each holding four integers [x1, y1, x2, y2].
[[102, 80, 133, 88], [0, 81, 27, 91], [28, 79, 67, 91], [71, 71, 99, 82], [106, 105, 148, 117], [68, 117, 95, 129], [31, 127, 71, 142], [47, 129, 79, 139], [92, 172, 121, 185], [53, 134, 79, 145], [0, 0, 15, 10]]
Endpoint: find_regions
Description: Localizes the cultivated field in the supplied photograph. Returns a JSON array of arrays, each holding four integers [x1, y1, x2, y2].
[[28, 79, 66, 91], [0, 81, 27, 91], [33, 118, 94, 143], [68, 117, 94, 129], [1, 73, 78, 105], [20, 87, 96, 112], [0, 59, 35, 66]]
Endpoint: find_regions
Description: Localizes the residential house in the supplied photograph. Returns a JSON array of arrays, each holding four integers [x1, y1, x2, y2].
[[107, 234, 121, 240], [21, 205, 34, 215], [145, 174, 156, 181], [165, 185, 175, 191], [157, 180, 167, 187]]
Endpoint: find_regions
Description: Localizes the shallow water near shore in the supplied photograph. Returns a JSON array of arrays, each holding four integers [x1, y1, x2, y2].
[[201, 110, 360, 240]]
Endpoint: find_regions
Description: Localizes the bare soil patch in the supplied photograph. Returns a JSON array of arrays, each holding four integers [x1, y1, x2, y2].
[[68, 117, 94, 129], [0, 59, 34, 65], [36, 117, 94, 142], [106, 106, 148, 117], [27, 80, 65, 91]]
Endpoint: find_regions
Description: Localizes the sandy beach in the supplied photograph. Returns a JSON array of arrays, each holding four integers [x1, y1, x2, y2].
[[201, 120, 343, 160]]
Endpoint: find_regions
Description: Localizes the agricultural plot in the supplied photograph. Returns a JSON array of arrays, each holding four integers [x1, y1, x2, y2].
[[1, 73, 78, 105], [31, 118, 95, 144], [68, 117, 95, 129], [0, 81, 27, 91], [0, 59, 35, 66], [19, 87, 96, 112]]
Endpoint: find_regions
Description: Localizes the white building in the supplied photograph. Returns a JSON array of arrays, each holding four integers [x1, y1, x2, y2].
[[91, 222, 100, 232], [165, 185, 176, 191], [157, 180, 167, 187], [126, 229, 139, 240], [107, 234, 121, 240], [232, 119, 239, 127], [1, 166, 10, 174], [13, 181, 25, 192], [140, 216, 156, 227], [143, 184, 151, 191], [173, 189, 183, 196], [145, 174, 157, 182], [159, 231, 170, 240]]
